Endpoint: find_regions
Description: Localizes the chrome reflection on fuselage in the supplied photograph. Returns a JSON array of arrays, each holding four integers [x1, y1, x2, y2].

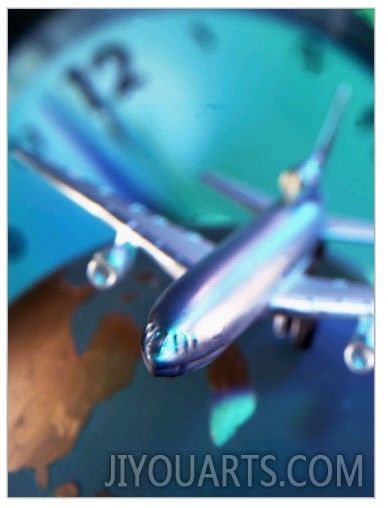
[[142, 189, 324, 375]]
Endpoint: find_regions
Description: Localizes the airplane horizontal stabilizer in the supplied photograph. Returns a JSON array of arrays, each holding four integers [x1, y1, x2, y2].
[[324, 216, 374, 245], [202, 170, 274, 212]]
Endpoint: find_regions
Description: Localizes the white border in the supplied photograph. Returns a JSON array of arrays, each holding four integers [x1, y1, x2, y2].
[[2, 2, 385, 507]]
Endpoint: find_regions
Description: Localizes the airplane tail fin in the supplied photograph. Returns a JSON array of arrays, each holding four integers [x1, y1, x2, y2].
[[311, 83, 352, 168], [278, 83, 351, 200]]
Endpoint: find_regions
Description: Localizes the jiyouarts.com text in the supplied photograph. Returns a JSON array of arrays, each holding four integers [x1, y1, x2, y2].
[[105, 453, 363, 489]]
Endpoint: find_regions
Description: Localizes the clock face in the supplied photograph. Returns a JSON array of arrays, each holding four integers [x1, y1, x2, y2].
[[8, 10, 374, 498], [8, 9, 373, 299]]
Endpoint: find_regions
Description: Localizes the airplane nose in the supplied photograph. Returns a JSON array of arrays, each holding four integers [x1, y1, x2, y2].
[[141, 317, 231, 376], [141, 322, 205, 376], [141, 323, 185, 376]]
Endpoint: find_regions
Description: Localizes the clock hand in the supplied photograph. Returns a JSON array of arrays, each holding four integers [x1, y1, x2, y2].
[[39, 95, 195, 219], [40, 97, 151, 204]]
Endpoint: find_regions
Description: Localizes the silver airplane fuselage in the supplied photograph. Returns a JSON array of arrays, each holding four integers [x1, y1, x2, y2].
[[142, 187, 325, 375]]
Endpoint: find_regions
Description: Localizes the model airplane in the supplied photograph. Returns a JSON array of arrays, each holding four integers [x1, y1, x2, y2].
[[12, 84, 374, 377]]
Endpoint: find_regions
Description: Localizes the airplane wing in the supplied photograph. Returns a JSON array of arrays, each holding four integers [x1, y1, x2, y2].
[[13, 148, 373, 321], [203, 170, 374, 245], [269, 272, 374, 318], [12, 149, 216, 279]]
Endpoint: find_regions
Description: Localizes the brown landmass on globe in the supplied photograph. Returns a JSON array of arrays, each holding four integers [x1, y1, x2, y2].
[[54, 480, 80, 497], [8, 271, 142, 488], [8, 267, 251, 492]]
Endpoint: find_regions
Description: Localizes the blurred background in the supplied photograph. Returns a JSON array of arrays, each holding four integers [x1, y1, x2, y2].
[[8, 9, 374, 497]]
